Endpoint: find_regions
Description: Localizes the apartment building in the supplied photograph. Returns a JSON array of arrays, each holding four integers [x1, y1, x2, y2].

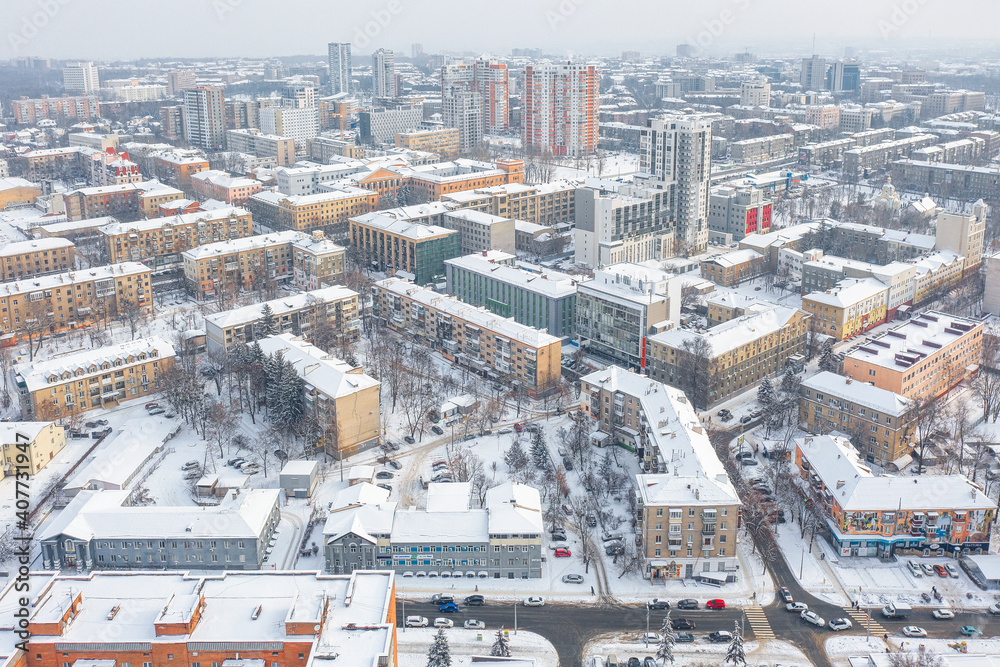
[[396, 127, 460, 159], [523, 62, 599, 157], [700, 249, 766, 287], [190, 169, 263, 203], [373, 158, 524, 203], [359, 106, 422, 144], [23, 146, 84, 180], [182, 230, 346, 299], [579, 366, 740, 581], [843, 135, 937, 174], [705, 292, 772, 327], [441, 180, 576, 227], [257, 334, 380, 457], [0, 177, 41, 209], [374, 278, 562, 395], [15, 336, 172, 420], [349, 212, 460, 285], [910, 250, 964, 306], [0, 421, 64, 477], [800, 371, 916, 466], [205, 285, 359, 354], [1, 570, 396, 667], [730, 133, 794, 162], [936, 200, 988, 276], [0, 238, 75, 281], [39, 488, 280, 570], [182, 86, 226, 151], [739, 222, 823, 272], [328, 41, 353, 94], [324, 481, 542, 579], [137, 180, 185, 217], [249, 187, 378, 235], [576, 263, 682, 371], [707, 186, 772, 241], [441, 58, 510, 133], [842, 311, 983, 400], [372, 48, 396, 98], [225, 127, 296, 166], [12, 94, 100, 124], [802, 278, 889, 341], [574, 180, 674, 269], [0, 262, 152, 343], [151, 150, 210, 189], [801, 257, 916, 318], [445, 251, 578, 337], [647, 305, 810, 409], [260, 106, 319, 150], [442, 209, 516, 255], [99, 206, 253, 269], [159, 104, 183, 139], [795, 434, 994, 558]]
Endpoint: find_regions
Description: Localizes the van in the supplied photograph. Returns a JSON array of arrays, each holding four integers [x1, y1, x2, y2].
[[606, 655, 619, 667]]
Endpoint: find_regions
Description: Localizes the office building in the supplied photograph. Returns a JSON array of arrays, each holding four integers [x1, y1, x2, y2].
[[574, 180, 674, 269], [182, 86, 226, 151], [936, 200, 988, 276], [892, 160, 1000, 199], [374, 278, 562, 395], [0, 238, 75, 281], [372, 48, 396, 98], [395, 127, 460, 159], [800, 55, 827, 90], [445, 251, 578, 337], [349, 212, 460, 285], [190, 170, 263, 203], [523, 61, 599, 157], [328, 42, 352, 94], [62, 61, 99, 94], [260, 106, 319, 150], [359, 106, 422, 145], [225, 127, 296, 166], [708, 185, 772, 241], [0, 421, 64, 478], [166, 69, 196, 96], [740, 80, 770, 107], [248, 187, 377, 235], [802, 278, 889, 341], [442, 209, 516, 255], [159, 104, 184, 139]]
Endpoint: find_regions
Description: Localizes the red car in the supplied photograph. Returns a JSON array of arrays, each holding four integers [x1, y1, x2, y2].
[[933, 565, 949, 578], [706, 599, 726, 609], [514, 423, 523, 433], [554, 547, 572, 558]]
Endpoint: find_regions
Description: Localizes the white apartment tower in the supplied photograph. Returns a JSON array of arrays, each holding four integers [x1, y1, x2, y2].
[[328, 42, 352, 94], [183, 86, 226, 151], [639, 115, 713, 254], [63, 62, 99, 94], [800, 55, 827, 91], [372, 49, 396, 98], [740, 80, 770, 107], [441, 58, 510, 133], [522, 61, 599, 158], [283, 84, 316, 109], [442, 92, 484, 150]]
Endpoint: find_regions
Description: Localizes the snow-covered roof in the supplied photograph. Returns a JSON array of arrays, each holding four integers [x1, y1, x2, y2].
[[181, 230, 300, 260], [391, 507, 489, 543], [204, 286, 358, 330], [190, 170, 260, 189], [427, 482, 472, 512], [796, 435, 994, 512], [98, 206, 249, 235], [0, 262, 150, 298], [844, 311, 982, 371], [279, 460, 318, 477], [255, 334, 379, 400], [650, 305, 797, 356], [0, 177, 39, 191], [636, 473, 740, 507], [803, 277, 887, 309], [64, 419, 173, 493], [486, 481, 544, 535], [350, 212, 457, 240], [444, 209, 512, 227], [445, 253, 578, 299], [801, 371, 913, 417], [0, 421, 53, 443]]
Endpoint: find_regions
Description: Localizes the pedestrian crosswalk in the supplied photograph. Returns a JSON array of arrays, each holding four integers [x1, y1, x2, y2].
[[743, 604, 774, 641], [844, 608, 887, 636]]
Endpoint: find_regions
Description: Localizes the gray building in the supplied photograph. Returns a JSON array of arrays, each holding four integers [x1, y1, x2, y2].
[[324, 481, 543, 579], [445, 251, 578, 337], [328, 42, 352, 94], [39, 489, 281, 571], [359, 106, 422, 145], [443, 91, 484, 150]]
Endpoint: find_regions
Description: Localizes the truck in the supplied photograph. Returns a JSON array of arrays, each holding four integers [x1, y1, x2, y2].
[[881, 602, 911, 619]]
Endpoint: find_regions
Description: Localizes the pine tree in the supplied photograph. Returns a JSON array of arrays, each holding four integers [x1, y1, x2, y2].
[[504, 439, 529, 473], [757, 376, 775, 412], [819, 340, 837, 373], [781, 364, 798, 394], [530, 431, 550, 470], [490, 628, 511, 657], [725, 619, 746, 666], [427, 628, 452, 667], [258, 304, 279, 338], [656, 610, 675, 665]]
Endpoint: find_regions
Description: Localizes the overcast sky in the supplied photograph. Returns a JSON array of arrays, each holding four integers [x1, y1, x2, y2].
[[4, 0, 998, 62]]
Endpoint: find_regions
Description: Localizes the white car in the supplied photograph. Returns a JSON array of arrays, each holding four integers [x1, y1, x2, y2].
[[562, 574, 585, 584], [828, 618, 853, 631], [786, 602, 809, 613], [433, 618, 454, 628], [405, 616, 429, 627], [906, 560, 923, 577], [902, 626, 927, 638], [548, 542, 569, 551], [801, 610, 825, 627], [989, 602, 1000, 615], [523, 596, 545, 607], [932, 609, 956, 620], [464, 619, 486, 630], [639, 632, 660, 643]]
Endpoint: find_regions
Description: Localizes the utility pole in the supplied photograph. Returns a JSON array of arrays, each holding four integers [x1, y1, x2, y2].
[[401, 594, 405, 633], [645, 605, 650, 645], [799, 548, 805, 580], [514, 602, 518, 635]]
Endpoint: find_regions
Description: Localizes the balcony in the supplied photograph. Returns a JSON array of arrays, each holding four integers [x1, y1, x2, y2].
[[702, 525, 716, 536]]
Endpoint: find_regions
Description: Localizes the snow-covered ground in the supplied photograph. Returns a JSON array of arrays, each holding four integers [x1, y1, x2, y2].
[[826, 635, 1000, 667], [397, 627, 557, 667], [584, 635, 812, 667]]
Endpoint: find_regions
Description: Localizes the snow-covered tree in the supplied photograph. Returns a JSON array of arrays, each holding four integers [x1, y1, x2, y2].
[[780, 364, 800, 395], [530, 431, 550, 470], [757, 376, 776, 413], [490, 628, 511, 657], [725, 619, 746, 666], [656, 610, 675, 665], [504, 439, 529, 474], [427, 628, 452, 667], [257, 304, 279, 338], [818, 340, 837, 373]]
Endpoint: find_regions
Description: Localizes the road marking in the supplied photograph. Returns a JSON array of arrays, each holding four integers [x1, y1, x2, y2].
[[844, 609, 886, 635], [743, 604, 774, 640]]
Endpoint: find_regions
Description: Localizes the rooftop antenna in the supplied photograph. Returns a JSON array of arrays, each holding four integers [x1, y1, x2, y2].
[[812, 34, 816, 56]]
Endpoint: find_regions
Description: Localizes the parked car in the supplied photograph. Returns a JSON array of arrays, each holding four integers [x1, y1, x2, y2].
[[717, 409, 732, 419], [513, 423, 523, 433], [932, 609, 956, 620], [431, 425, 444, 435], [676, 599, 698, 611], [907, 560, 923, 577], [562, 457, 574, 471], [626, 658, 640, 667], [779, 587, 793, 604], [464, 595, 485, 606], [562, 574, 585, 584], [933, 564, 949, 578], [586, 514, 598, 527], [920, 563, 936, 576], [786, 602, 808, 613], [386, 460, 402, 470], [549, 542, 569, 551], [901, 626, 927, 638], [181, 461, 199, 471], [646, 599, 671, 610], [828, 618, 852, 631], [708, 631, 733, 643], [523, 596, 544, 607], [375, 471, 394, 480], [85, 421, 98, 428], [464, 619, 486, 630], [144, 402, 159, 410], [148, 408, 166, 415], [404, 435, 415, 445], [740, 415, 753, 424], [602, 532, 623, 543], [184, 472, 201, 480], [70, 431, 89, 439], [643, 658, 656, 667], [673, 632, 694, 643], [639, 633, 660, 644], [430, 594, 454, 605], [228, 458, 245, 467], [498, 429, 512, 435], [671, 619, 695, 630], [944, 563, 959, 578], [562, 504, 573, 516], [433, 618, 453, 628], [554, 547, 572, 558], [706, 599, 725, 609], [377, 483, 392, 492], [240, 462, 260, 473], [989, 602, 1000, 615], [405, 616, 428, 627], [605, 543, 623, 556], [550, 530, 567, 542], [439, 602, 460, 613], [801, 611, 825, 627], [735, 451, 754, 460], [741, 457, 759, 467]]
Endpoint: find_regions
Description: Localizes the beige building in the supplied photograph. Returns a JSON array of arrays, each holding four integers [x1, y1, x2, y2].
[[225, 128, 296, 167], [373, 277, 562, 396], [15, 337, 175, 420], [0, 238, 76, 281], [579, 366, 740, 581], [802, 277, 888, 341], [248, 187, 378, 236], [1, 421, 65, 477], [936, 200, 987, 277], [442, 181, 576, 227], [257, 334, 380, 458], [395, 127, 460, 159], [0, 177, 42, 209], [349, 212, 461, 285], [442, 209, 516, 255], [99, 206, 253, 269], [0, 262, 153, 343]]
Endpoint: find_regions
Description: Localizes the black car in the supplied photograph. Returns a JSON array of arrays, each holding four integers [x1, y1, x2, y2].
[[740, 415, 753, 424], [627, 658, 640, 667], [85, 421, 98, 428], [551, 531, 567, 542], [646, 599, 671, 610], [464, 595, 485, 606], [676, 599, 699, 610], [375, 471, 394, 480], [387, 459, 402, 470], [708, 631, 733, 643], [673, 632, 694, 643], [671, 619, 695, 630], [643, 658, 656, 667], [430, 594, 454, 605], [586, 514, 597, 527], [562, 457, 574, 471], [431, 425, 444, 435], [404, 435, 415, 445]]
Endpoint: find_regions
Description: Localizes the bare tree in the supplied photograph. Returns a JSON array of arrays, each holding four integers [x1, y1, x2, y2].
[[911, 394, 947, 474], [205, 399, 239, 460], [0, 346, 13, 409], [21, 299, 55, 361], [678, 337, 715, 410]]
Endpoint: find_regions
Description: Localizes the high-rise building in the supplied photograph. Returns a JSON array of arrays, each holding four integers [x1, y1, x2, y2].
[[159, 105, 184, 140], [800, 55, 827, 90], [372, 48, 396, 98], [62, 61, 99, 94], [182, 86, 226, 151], [523, 61, 599, 158], [638, 115, 714, 253], [740, 80, 770, 107], [442, 91, 484, 150], [328, 42, 352, 94], [441, 58, 509, 133], [166, 70, 196, 96], [260, 107, 318, 150], [283, 83, 316, 109]]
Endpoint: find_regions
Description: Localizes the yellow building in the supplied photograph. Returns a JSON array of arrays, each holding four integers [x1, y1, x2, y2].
[[802, 277, 888, 341], [0, 238, 76, 281], [1, 421, 65, 477], [911, 250, 964, 306], [248, 188, 378, 235], [395, 128, 460, 159], [349, 212, 460, 285], [0, 262, 153, 342], [138, 181, 185, 218], [99, 206, 253, 269], [0, 177, 42, 209], [443, 181, 577, 227], [15, 337, 175, 420]]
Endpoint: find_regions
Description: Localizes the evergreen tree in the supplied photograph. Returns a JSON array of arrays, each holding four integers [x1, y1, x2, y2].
[[781, 364, 799, 394], [427, 628, 452, 667], [656, 610, 675, 665], [504, 439, 529, 473], [490, 628, 511, 657], [757, 376, 775, 412], [257, 304, 279, 338], [530, 431, 550, 470], [273, 359, 305, 428], [819, 340, 837, 373], [725, 620, 746, 666]]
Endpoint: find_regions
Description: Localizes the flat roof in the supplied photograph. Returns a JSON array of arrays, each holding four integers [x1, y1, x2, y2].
[[651, 305, 798, 356], [350, 212, 457, 240], [844, 310, 982, 370], [0, 237, 73, 256], [99, 206, 249, 235], [205, 285, 357, 330], [445, 254, 577, 299], [801, 371, 913, 416], [181, 231, 300, 259], [0, 262, 150, 298]]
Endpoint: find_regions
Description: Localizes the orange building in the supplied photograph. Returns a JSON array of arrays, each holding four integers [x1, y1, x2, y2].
[[523, 62, 599, 157], [151, 150, 210, 189], [0, 238, 75, 280]]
